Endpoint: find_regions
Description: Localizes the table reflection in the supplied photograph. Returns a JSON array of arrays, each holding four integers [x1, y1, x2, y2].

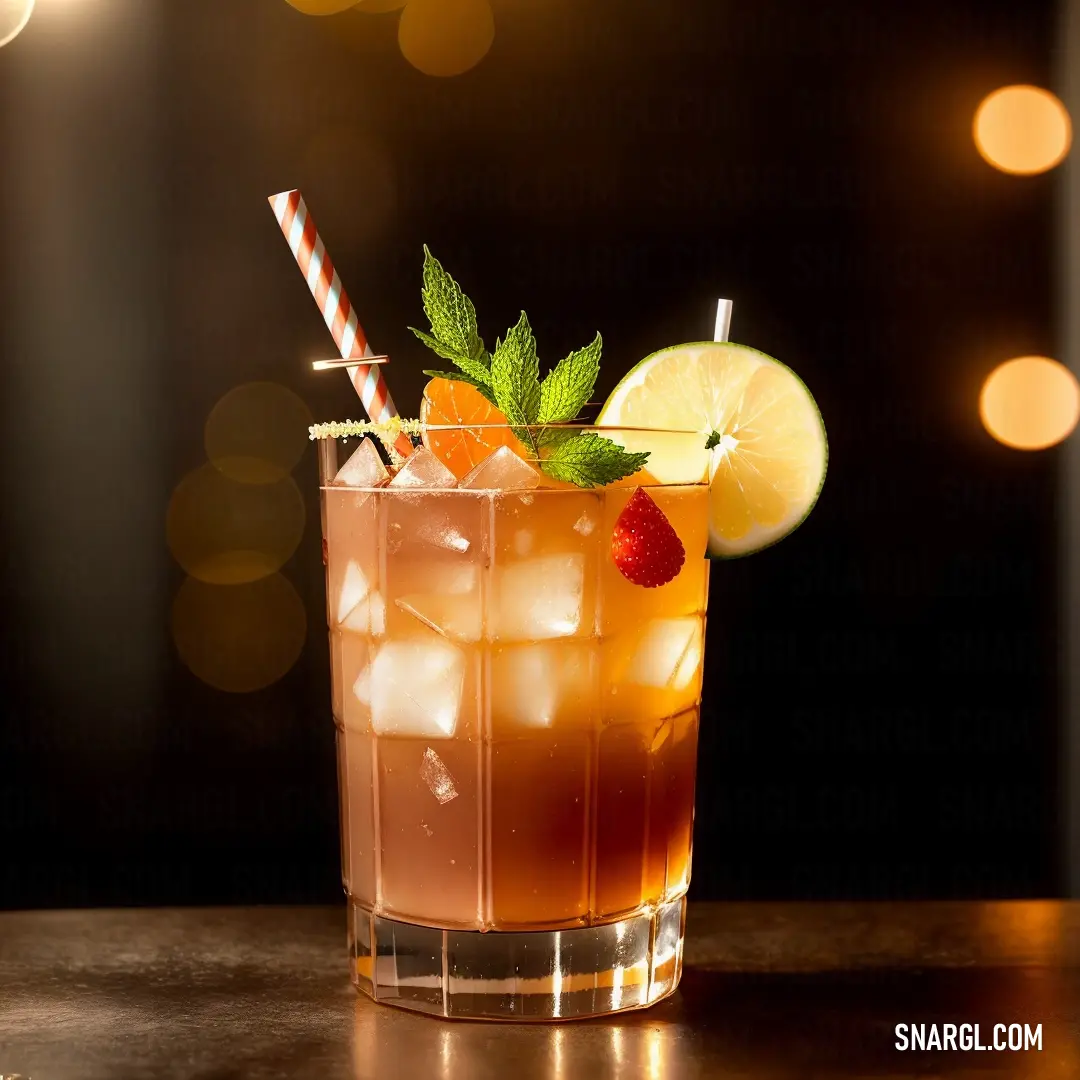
[[351, 962, 1080, 1080], [352, 996, 683, 1080]]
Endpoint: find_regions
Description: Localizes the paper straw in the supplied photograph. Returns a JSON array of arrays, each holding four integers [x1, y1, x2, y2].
[[714, 299, 733, 343], [268, 189, 413, 458]]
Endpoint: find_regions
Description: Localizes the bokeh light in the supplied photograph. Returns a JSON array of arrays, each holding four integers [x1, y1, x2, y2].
[[354, 0, 406, 11], [284, 0, 360, 15], [979, 356, 1080, 450], [172, 574, 307, 693], [205, 382, 313, 484], [974, 85, 1072, 175], [0, 0, 33, 48], [399, 0, 495, 77], [167, 464, 306, 584]]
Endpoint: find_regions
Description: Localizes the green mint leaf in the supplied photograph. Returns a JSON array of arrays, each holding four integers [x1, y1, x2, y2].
[[490, 311, 541, 435], [536, 425, 574, 450], [540, 433, 650, 489], [538, 333, 602, 424], [421, 370, 499, 408], [704, 430, 722, 450], [410, 327, 493, 386], [420, 246, 488, 368]]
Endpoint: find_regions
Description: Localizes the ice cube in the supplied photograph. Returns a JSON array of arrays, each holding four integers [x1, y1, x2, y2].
[[353, 664, 371, 706], [492, 554, 585, 640], [389, 447, 458, 489], [366, 639, 466, 737], [324, 463, 379, 637], [384, 488, 484, 567], [414, 561, 478, 596], [386, 522, 404, 555], [391, 560, 481, 641], [460, 446, 541, 491], [415, 516, 471, 553], [573, 511, 595, 537], [395, 595, 481, 643], [337, 560, 370, 625], [628, 619, 703, 690], [385, 503, 479, 557], [333, 438, 389, 488], [493, 644, 597, 728], [336, 560, 386, 634], [331, 631, 372, 730], [420, 747, 460, 804], [513, 530, 533, 557], [343, 592, 386, 636]]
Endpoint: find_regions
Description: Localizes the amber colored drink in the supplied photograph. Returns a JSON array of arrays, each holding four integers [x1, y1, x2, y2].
[[321, 433, 709, 1020]]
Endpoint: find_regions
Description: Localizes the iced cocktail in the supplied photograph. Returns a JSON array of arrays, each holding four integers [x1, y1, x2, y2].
[[322, 430, 709, 1019], [306, 246, 827, 1021]]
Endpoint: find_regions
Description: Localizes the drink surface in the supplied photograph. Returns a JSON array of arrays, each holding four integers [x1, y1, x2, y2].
[[324, 472, 709, 932]]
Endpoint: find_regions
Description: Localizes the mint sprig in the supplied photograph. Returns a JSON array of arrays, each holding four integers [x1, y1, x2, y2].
[[539, 333, 602, 424], [411, 249, 650, 488], [542, 432, 651, 488], [414, 246, 489, 367], [490, 311, 542, 455], [413, 330, 493, 387]]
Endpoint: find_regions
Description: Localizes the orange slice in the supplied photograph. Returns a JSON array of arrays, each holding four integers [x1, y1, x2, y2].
[[419, 378, 530, 480]]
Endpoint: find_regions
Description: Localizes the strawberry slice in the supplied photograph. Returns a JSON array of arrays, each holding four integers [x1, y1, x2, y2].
[[611, 488, 686, 588]]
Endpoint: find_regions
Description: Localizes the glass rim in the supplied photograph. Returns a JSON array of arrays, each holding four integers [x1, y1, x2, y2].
[[320, 483, 708, 492], [420, 423, 701, 433], [311, 421, 704, 438]]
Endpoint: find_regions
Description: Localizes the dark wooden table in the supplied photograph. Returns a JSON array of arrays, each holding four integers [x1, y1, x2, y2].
[[2, 903, 1079, 1078]]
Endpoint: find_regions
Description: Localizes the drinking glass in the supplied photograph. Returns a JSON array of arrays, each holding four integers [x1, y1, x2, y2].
[[320, 426, 710, 1020]]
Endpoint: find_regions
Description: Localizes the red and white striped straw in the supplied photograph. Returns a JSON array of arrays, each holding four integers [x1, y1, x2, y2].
[[268, 189, 413, 458]]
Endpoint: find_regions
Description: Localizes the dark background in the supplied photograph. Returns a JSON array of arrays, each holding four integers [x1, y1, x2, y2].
[[0, 0, 1064, 907]]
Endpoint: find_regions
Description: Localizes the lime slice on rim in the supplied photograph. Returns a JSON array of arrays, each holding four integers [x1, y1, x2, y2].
[[597, 342, 828, 557]]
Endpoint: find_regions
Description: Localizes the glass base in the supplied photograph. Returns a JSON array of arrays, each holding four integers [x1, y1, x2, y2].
[[347, 896, 686, 1020]]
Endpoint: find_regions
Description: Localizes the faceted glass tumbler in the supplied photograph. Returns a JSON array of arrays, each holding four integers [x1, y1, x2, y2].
[[320, 431, 710, 1020]]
